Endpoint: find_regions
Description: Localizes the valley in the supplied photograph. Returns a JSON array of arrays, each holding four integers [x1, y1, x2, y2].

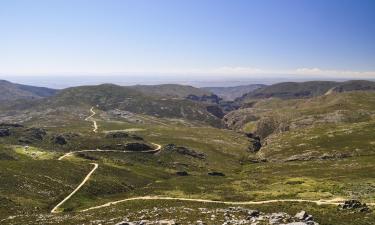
[[0, 80, 374, 224]]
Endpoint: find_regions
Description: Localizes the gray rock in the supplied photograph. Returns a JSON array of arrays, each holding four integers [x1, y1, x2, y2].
[[294, 211, 307, 220], [282, 223, 309, 225], [196, 220, 205, 225], [248, 210, 260, 217], [339, 199, 371, 213], [115, 222, 136, 225], [158, 219, 176, 225]]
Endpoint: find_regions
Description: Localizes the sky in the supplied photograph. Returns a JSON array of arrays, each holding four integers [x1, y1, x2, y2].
[[0, 0, 375, 81]]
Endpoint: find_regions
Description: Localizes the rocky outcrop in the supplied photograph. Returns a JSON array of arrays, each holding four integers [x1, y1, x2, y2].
[[186, 94, 221, 104], [163, 144, 206, 159], [125, 143, 153, 151], [106, 131, 129, 139], [0, 128, 10, 137], [294, 210, 314, 222], [338, 200, 371, 213], [245, 133, 262, 152], [101, 207, 322, 225]]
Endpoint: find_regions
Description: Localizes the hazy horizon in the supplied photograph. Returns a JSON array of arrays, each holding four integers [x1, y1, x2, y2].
[[1, 74, 375, 89]]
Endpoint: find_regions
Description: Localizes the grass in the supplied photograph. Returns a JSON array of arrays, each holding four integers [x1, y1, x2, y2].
[[1, 92, 375, 224]]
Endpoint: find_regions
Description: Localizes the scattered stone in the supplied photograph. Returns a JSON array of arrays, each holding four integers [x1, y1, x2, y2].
[[107, 206, 321, 225], [116, 222, 136, 225], [158, 219, 176, 225], [294, 211, 308, 220], [282, 223, 309, 225], [196, 220, 204, 225], [247, 210, 260, 217]]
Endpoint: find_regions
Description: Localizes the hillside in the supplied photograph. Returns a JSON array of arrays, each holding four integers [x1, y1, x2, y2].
[[0, 80, 57, 102], [225, 91, 375, 161], [44, 84, 222, 126], [238, 80, 375, 102], [203, 84, 266, 100], [1, 81, 375, 225], [237, 81, 338, 101]]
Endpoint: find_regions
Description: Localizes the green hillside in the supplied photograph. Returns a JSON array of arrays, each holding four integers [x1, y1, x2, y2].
[[1, 82, 375, 224], [41, 84, 222, 126]]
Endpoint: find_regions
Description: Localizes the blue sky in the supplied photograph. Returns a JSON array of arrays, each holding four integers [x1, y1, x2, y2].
[[0, 0, 374, 78]]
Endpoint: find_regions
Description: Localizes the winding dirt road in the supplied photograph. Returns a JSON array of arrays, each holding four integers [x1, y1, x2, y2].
[[58, 143, 161, 161], [51, 163, 98, 213], [81, 196, 375, 213], [51, 108, 162, 213], [52, 107, 374, 214], [85, 107, 98, 133]]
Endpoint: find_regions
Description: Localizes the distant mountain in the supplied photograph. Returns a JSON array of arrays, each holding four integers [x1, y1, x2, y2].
[[237, 80, 375, 102], [130, 84, 211, 98], [0, 80, 58, 102], [202, 84, 266, 101]]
